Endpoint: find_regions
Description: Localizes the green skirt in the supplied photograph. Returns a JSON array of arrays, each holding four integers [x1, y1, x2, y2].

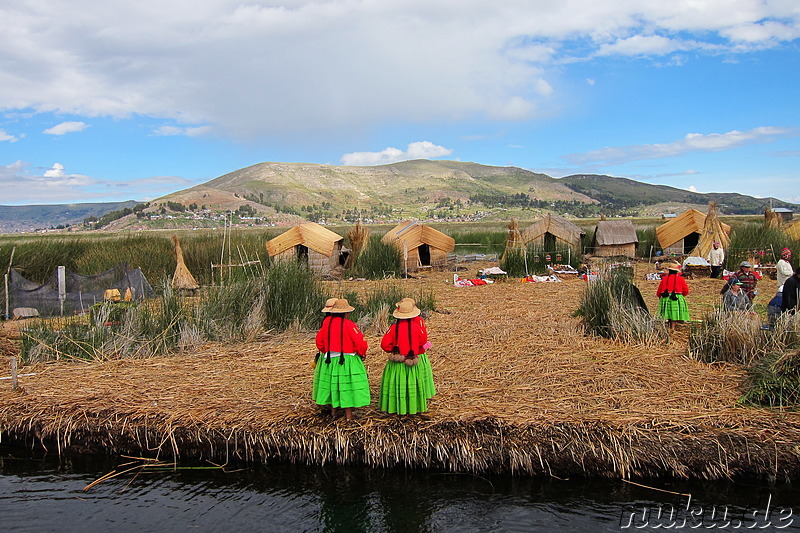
[[658, 295, 690, 321], [378, 352, 436, 415], [313, 353, 370, 408]]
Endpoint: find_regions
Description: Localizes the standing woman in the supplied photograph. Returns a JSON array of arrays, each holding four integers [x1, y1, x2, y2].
[[312, 297, 339, 413], [776, 248, 794, 289], [314, 298, 370, 420], [379, 298, 436, 415], [657, 262, 690, 330]]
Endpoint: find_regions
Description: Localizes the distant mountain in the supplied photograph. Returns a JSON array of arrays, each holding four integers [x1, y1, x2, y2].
[[0, 201, 138, 233], [3, 161, 797, 233], [559, 174, 797, 215]]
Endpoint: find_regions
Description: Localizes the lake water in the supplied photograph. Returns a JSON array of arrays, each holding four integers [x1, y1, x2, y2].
[[1, 444, 798, 532]]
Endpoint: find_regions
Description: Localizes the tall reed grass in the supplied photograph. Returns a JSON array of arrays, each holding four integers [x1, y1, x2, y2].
[[727, 223, 800, 269], [690, 310, 800, 407], [20, 261, 329, 362], [0, 231, 276, 287], [350, 235, 402, 279], [574, 267, 668, 344]]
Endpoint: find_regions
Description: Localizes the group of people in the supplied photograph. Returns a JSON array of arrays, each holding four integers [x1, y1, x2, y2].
[[312, 297, 436, 420], [657, 245, 799, 329]]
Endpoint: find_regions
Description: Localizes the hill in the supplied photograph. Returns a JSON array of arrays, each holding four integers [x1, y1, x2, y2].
[[560, 174, 797, 215], [0, 201, 139, 234]]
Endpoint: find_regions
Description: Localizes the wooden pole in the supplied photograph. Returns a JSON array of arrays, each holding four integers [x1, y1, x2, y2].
[[10, 356, 18, 390]]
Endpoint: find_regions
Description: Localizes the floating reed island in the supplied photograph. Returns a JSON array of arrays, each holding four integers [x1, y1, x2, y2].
[[2, 265, 799, 480]]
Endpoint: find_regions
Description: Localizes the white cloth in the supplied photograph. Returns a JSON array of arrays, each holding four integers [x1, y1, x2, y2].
[[707, 246, 725, 267], [777, 259, 793, 288]]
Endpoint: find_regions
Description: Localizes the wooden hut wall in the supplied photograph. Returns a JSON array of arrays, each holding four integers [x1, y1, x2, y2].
[[307, 243, 341, 274], [663, 239, 685, 255]]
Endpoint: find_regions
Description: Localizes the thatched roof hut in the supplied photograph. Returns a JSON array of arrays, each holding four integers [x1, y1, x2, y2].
[[520, 214, 585, 251], [381, 221, 455, 270], [656, 205, 731, 255], [590, 220, 638, 258], [266, 222, 344, 275]]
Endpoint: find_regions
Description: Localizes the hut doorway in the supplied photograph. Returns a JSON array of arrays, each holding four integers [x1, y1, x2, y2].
[[544, 232, 556, 252], [683, 232, 700, 254], [418, 244, 431, 266], [296, 244, 309, 265]]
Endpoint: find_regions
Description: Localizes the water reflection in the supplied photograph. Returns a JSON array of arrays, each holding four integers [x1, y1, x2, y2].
[[1, 445, 798, 532]]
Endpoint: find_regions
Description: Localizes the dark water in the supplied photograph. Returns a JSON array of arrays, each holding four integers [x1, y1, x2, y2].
[[1, 445, 798, 532]]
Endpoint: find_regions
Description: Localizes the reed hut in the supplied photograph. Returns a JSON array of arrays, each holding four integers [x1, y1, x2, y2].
[[266, 222, 344, 275], [171, 235, 200, 292], [520, 214, 585, 251], [381, 221, 455, 270], [590, 220, 638, 258], [773, 207, 794, 222], [656, 205, 731, 255]]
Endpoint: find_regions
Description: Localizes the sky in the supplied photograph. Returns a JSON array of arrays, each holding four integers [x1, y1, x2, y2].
[[1, 0, 799, 206]]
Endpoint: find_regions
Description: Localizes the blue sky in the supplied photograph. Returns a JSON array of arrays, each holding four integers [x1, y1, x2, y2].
[[1, 0, 799, 206]]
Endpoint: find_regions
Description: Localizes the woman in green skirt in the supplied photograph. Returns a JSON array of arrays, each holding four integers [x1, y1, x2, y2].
[[314, 298, 370, 420], [378, 298, 436, 415], [657, 261, 690, 330]]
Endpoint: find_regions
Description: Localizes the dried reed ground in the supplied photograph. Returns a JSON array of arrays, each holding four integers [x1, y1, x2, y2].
[[1, 263, 799, 479]]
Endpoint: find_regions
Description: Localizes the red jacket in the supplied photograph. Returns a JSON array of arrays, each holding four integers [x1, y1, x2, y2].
[[657, 272, 689, 297], [315, 315, 368, 356], [381, 316, 428, 356]]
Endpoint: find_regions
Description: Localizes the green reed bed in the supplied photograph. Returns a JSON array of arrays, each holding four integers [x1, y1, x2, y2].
[[636, 226, 658, 259], [350, 234, 402, 279], [20, 261, 330, 363], [573, 267, 669, 345], [341, 284, 436, 334], [0, 230, 277, 288], [726, 223, 800, 269]]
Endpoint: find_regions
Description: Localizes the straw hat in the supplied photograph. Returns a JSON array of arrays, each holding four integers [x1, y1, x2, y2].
[[663, 261, 681, 271], [328, 298, 355, 314], [321, 297, 338, 313], [393, 298, 421, 319]]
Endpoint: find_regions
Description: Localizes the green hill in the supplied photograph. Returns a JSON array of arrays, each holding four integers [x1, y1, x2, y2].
[[559, 174, 796, 215]]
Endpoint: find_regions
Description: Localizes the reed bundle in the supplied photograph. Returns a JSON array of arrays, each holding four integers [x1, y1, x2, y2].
[[1, 263, 799, 480], [344, 221, 370, 270], [171, 235, 200, 290]]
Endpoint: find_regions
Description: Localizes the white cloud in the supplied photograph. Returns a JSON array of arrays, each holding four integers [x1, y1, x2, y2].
[[153, 125, 211, 137], [565, 127, 795, 166], [43, 121, 88, 135], [0, 1, 796, 139], [687, 185, 698, 192], [341, 141, 452, 166], [0, 161, 196, 204], [0, 129, 18, 142]]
